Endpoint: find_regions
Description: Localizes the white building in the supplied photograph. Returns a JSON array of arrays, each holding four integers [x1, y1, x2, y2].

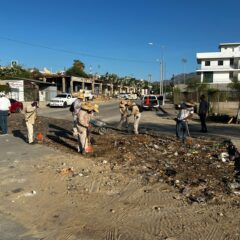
[[196, 43, 240, 85]]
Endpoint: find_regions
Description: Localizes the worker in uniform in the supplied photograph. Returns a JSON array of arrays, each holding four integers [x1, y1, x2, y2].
[[25, 101, 38, 144], [126, 101, 141, 134], [117, 100, 129, 129], [76, 102, 99, 154], [72, 92, 84, 136], [76, 102, 92, 154]]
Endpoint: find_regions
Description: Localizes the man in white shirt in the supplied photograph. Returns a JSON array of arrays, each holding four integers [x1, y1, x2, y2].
[[176, 102, 194, 141], [0, 92, 11, 135]]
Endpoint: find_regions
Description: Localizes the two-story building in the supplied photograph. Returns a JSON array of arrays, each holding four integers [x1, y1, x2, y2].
[[196, 43, 240, 87]]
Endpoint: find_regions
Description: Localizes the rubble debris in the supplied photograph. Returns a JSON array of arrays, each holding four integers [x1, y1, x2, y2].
[[219, 152, 229, 162], [109, 209, 115, 213], [8, 114, 240, 204], [12, 188, 24, 193], [58, 167, 74, 176]]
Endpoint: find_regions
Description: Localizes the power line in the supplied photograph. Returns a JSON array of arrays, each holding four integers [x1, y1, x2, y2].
[[0, 36, 156, 64]]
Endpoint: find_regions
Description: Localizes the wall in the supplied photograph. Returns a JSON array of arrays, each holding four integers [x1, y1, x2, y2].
[[6, 80, 24, 101], [220, 46, 240, 53], [213, 72, 231, 84], [211, 101, 239, 116]]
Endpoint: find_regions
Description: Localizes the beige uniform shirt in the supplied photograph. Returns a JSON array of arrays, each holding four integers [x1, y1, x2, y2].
[[129, 105, 140, 116], [25, 105, 37, 124], [119, 103, 128, 115], [77, 109, 91, 128]]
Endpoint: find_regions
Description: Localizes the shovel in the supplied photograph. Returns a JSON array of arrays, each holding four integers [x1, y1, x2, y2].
[[85, 128, 93, 153], [185, 121, 193, 145]]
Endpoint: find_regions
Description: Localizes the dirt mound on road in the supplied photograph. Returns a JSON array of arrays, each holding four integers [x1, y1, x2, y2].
[[8, 114, 240, 204]]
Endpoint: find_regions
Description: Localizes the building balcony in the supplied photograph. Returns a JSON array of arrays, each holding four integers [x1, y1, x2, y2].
[[196, 66, 240, 72], [197, 52, 240, 59]]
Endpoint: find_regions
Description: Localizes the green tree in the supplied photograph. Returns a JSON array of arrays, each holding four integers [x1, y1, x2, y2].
[[66, 60, 88, 78], [29, 68, 44, 79], [0, 65, 31, 79]]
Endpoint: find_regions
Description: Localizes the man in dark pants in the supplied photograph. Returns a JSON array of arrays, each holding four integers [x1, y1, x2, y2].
[[0, 92, 11, 135], [199, 95, 209, 133], [176, 102, 194, 141]]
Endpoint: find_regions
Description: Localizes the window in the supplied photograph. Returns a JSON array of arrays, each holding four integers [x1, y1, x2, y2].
[[230, 58, 234, 65], [218, 60, 223, 66], [203, 72, 213, 83], [205, 61, 210, 66], [229, 72, 233, 79]]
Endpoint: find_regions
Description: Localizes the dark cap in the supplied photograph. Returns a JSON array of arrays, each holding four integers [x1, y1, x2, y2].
[[31, 101, 38, 107]]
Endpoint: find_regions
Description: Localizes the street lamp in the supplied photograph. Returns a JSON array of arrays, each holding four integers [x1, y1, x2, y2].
[[148, 42, 164, 96]]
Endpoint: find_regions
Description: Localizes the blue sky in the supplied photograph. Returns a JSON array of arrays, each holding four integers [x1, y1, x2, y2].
[[0, 0, 240, 81]]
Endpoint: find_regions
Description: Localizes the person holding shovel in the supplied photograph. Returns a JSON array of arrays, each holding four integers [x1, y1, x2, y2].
[[72, 92, 85, 136], [25, 101, 38, 144], [76, 102, 99, 154], [117, 100, 129, 130], [126, 101, 141, 134], [175, 102, 194, 142]]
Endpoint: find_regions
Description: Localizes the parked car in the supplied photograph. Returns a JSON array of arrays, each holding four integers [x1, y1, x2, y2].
[[10, 99, 23, 113], [141, 95, 159, 111], [49, 93, 76, 107], [117, 93, 128, 99], [128, 94, 138, 100]]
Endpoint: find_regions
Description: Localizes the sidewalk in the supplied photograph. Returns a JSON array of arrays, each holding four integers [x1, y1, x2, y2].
[[0, 134, 56, 240]]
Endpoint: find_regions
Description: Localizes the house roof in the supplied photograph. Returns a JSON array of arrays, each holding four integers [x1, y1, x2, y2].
[[219, 43, 240, 48], [11, 77, 54, 85]]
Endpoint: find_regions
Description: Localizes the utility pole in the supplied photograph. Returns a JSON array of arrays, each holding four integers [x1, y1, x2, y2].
[[148, 74, 152, 94], [182, 58, 187, 84], [158, 58, 164, 95]]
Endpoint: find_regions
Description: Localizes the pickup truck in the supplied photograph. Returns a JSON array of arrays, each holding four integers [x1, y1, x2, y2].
[[84, 90, 94, 101], [141, 95, 159, 111], [49, 93, 76, 107]]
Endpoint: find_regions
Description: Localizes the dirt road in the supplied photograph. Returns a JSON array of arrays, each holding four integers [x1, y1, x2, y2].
[[0, 113, 240, 239]]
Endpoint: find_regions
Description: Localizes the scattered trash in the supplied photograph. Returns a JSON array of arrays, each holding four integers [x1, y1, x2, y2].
[[58, 167, 74, 176], [14, 190, 37, 201], [153, 144, 160, 149], [110, 209, 115, 213], [165, 167, 177, 177], [152, 205, 161, 211], [12, 188, 24, 193], [24, 190, 37, 197], [218, 212, 224, 217], [219, 152, 229, 162]]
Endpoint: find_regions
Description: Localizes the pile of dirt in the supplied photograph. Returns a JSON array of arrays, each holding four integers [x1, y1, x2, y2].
[[8, 113, 240, 204]]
